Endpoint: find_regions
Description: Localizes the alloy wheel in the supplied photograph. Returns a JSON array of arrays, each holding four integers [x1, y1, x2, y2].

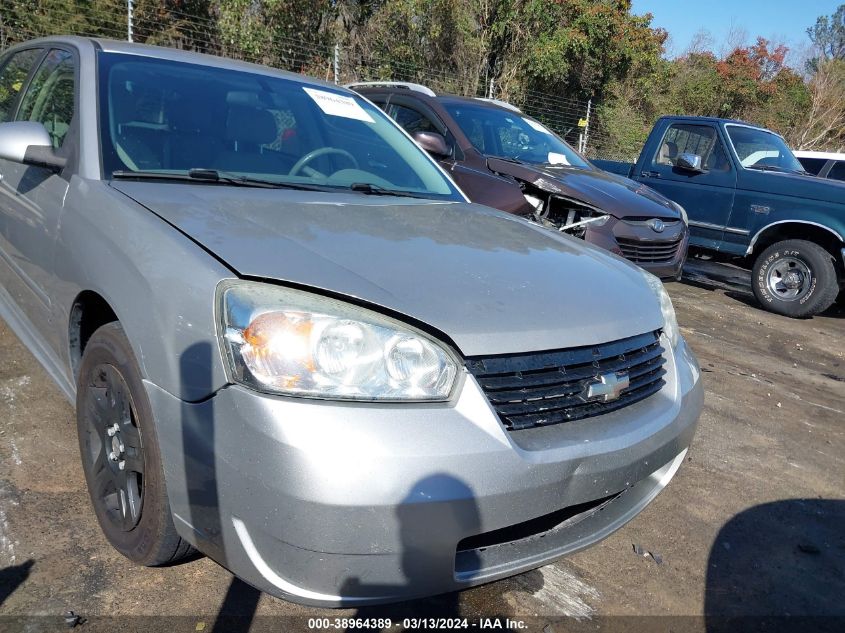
[[82, 364, 145, 531]]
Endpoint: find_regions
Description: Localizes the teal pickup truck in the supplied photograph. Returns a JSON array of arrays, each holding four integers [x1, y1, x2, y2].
[[594, 116, 845, 318]]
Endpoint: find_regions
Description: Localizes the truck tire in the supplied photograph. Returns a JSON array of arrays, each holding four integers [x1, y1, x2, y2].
[[76, 322, 195, 566], [751, 240, 839, 318]]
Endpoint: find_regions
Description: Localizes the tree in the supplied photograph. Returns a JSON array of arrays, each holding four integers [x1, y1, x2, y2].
[[0, 0, 126, 48], [807, 4, 845, 61], [792, 59, 845, 150]]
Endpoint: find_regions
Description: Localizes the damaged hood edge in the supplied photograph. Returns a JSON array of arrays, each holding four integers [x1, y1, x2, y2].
[[486, 157, 682, 220]]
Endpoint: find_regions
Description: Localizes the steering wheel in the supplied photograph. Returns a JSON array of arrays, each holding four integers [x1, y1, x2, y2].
[[288, 147, 359, 177]]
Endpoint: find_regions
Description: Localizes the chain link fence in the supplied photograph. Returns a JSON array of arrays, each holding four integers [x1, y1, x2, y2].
[[0, 3, 619, 159]]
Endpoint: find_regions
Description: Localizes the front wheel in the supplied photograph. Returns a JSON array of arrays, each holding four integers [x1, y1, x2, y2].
[[751, 239, 839, 318], [76, 322, 195, 565]]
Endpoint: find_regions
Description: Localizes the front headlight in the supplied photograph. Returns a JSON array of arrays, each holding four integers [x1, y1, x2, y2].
[[640, 270, 680, 347], [523, 193, 544, 213], [217, 281, 459, 401]]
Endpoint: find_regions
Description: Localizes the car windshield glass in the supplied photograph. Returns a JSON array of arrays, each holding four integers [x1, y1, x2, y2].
[[726, 125, 804, 172], [442, 102, 590, 168], [97, 52, 461, 199]]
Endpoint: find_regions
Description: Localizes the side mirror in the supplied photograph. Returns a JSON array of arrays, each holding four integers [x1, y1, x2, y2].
[[0, 121, 66, 171], [412, 131, 450, 158], [676, 152, 704, 173]]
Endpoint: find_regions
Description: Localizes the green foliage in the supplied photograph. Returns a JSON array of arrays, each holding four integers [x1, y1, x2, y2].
[[0, 0, 126, 46], [0, 1, 840, 153]]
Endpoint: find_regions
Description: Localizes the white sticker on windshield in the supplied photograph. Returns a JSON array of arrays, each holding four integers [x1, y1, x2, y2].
[[547, 152, 570, 165], [524, 117, 552, 135], [303, 87, 374, 123]]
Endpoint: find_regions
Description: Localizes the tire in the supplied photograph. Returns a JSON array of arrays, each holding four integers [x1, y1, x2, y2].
[[751, 239, 839, 318], [76, 322, 194, 566]]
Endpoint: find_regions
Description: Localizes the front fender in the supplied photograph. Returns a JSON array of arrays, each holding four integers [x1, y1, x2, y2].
[[52, 177, 234, 401]]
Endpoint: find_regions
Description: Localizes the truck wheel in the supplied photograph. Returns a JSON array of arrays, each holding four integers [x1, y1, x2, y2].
[[751, 240, 839, 318], [76, 322, 195, 566]]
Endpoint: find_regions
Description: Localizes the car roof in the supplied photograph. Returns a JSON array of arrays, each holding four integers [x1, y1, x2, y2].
[[656, 114, 769, 130], [351, 84, 523, 114], [8, 35, 344, 92], [794, 150, 845, 160]]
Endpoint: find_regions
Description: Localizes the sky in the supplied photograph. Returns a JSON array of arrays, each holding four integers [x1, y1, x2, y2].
[[631, 0, 842, 62]]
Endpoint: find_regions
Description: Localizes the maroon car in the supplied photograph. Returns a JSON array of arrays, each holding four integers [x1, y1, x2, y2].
[[349, 82, 689, 279]]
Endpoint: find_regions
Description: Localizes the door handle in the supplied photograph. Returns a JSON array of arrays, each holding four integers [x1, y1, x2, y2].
[[640, 171, 661, 179]]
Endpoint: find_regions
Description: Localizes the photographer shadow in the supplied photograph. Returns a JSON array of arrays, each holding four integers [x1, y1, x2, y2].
[[705, 498, 845, 633], [341, 473, 510, 629]]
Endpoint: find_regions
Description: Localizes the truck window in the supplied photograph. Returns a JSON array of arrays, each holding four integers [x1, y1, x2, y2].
[[725, 124, 804, 173], [827, 161, 845, 181], [653, 123, 730, 171]]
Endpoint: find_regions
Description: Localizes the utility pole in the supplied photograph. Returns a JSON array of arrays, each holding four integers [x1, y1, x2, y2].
[[127, 0, 134, 42], [583, 98, 592, 155], [333, 44, 340, 84]]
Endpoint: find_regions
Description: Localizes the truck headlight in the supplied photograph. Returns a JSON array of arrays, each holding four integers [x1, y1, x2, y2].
[[217, 281, 458, 401], [640, 270, 680, 347]]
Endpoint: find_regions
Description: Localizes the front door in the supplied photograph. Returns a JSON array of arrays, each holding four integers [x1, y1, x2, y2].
[[0, 47, 76, 337], [639, 122, 737, 251]]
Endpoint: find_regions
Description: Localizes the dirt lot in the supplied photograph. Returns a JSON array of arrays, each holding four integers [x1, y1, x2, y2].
[[1, 264, 843, 632]]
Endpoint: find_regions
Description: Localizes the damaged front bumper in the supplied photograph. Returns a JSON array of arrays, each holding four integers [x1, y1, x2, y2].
[[586, 216, 689, 279]]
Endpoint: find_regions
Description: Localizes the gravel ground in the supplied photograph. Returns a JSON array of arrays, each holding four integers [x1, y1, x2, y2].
[[1, 264, 843, 632]]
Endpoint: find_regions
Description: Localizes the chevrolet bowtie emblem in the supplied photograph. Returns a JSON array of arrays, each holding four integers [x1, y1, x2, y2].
[[586, 371, 630, 402]]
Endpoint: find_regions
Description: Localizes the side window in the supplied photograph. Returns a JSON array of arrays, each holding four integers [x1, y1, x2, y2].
[[390, 104, 438, 135], [654, 123, 730, 171], [0, 48, 43, 123], [828, 161, 845, 182], [16, 49, 75, 148]]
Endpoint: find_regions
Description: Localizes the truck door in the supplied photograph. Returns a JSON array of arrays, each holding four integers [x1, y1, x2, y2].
[[638, 122, 737, 251]]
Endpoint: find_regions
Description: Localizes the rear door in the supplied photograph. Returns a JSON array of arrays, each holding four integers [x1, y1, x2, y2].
[[638, 122, 737, 250], [0, 47, 77, 337]]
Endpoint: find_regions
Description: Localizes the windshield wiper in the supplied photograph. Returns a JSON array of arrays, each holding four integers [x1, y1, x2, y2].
[[348, 182, 424, 198], [487, 155, 527, 165], [746, 164, 804, 175], [111, 168, 326, 191]]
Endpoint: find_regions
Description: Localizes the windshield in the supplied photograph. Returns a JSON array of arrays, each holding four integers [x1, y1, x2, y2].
[[726, 125, 805, 173], [96, 52, 461, 199], [442, 101, 590, 168]]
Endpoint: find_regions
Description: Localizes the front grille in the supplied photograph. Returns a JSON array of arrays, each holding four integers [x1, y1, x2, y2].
[[467, 331, 666, 431], [617, 237, 681, 264]]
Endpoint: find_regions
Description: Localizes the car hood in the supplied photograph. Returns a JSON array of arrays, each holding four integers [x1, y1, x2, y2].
[[741, 168, 845, 205], [487, 158, 682, 219], [111, 182, 663, 356]]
